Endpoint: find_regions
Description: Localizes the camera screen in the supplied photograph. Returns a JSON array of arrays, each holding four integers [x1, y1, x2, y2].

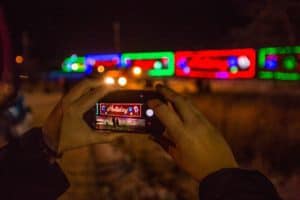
[[95, 102, 147, 132]]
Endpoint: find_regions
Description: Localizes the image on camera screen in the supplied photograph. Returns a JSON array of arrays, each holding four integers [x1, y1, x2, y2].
[[95, 103, 146, 132]]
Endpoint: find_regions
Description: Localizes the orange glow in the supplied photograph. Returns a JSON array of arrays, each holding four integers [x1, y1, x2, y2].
[[118, 77, 127, 86], [132, 66, 142, 76], [16, 56, 24, 64], [97, 65, 105, 73], [104, 77, 115, 85]]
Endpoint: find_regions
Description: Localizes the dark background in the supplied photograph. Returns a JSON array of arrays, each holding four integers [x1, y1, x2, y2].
[[2, 0, 300, 70], [1, 1, 261, 59]]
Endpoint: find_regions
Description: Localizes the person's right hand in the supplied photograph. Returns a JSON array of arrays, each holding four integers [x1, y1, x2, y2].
[[43, 79, 124, 154], [148, 85, 238, 182]]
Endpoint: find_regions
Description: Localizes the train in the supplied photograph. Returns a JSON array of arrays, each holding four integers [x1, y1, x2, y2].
[[47, 46, 300, 92]]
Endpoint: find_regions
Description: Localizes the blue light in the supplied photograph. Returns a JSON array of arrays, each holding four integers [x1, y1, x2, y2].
[[265, 59, 278, 70], [228, 56, 238, 67], [85, 53, 121, 67], [178, 59, 187, 69], [48, 71, 86, 80], [85, 65, 93, 74]]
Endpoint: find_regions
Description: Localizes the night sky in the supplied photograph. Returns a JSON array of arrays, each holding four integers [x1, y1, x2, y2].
[[2, 0, 255, 64]]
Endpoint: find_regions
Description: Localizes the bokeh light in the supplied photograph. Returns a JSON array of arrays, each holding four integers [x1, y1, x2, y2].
[[283, 56, 297, 70], [132, 66, 142, 76], [104, 77, 115, 85], [71, 63, 79, 71], [97, 65, 105, 73], [15, 56, 24, 64], [118, 77, 127, 87]]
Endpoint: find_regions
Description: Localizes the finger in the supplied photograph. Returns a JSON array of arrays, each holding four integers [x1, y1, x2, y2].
[[148, 99, 184, 141], [88, 132, 142, 144], [156, 85, 194, 123], [75, 86, 117, 114], [63, 78, 103, 103]]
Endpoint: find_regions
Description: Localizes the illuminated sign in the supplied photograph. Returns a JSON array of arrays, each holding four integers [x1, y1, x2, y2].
[[62, 55, 86, 73], [175, 49, 256, 79], [258, 46, 300, 80], [121, 52, 175, 77], [98, 103, 142, 118], [85, 54, 121, 74]]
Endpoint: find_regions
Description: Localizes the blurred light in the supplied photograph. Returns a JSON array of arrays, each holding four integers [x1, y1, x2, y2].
[[258, 46, 300, 81], [162, 58, 168, 65], [265, 59, 278, 70], [283, 56, 297, 70], [216, 72, 229, 79], [275, 72, 300, 80], [87, 58, 96, 65], [71, 54, 78, 59], [228, 56, 238, 67], [178, 59, 187, 68], [146, 109, 154, 117], [16, 56, 24, 64], [122, 52, 175, 77], [104, 77, 115, 85], [97, 65, 105, 73], [118, 77, 127, 87], [125, 58, 131, 67], [238, 56, 250, 69], [258, 71, 273, 79], [18, 74, 29, 79], [175, 49, 255, 79], [132, 66, 142, 76], [62, 56, 86, 73], [230, 66, 238, 74], [71, 63, 79, 71], [153, 61, 163, 69], [183, 67, 190, 74]]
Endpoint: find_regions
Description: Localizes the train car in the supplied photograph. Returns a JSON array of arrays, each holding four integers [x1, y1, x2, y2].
[[258, 46, 300, 81]]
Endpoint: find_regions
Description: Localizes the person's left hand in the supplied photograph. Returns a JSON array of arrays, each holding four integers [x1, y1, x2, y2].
[[42, 79, 124, 153]]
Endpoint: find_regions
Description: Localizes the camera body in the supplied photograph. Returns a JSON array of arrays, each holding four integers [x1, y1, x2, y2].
[[83, 90, 165, 136]]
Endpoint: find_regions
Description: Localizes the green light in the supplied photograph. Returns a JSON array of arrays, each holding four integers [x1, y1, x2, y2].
[[259, 71, 300, 80], [122, 52, 175, 77], [230, 66, 238, 74], [258, 46, 300, 81], [258, 46, 300, 69], [258, 71, 274, 79], [283, 56, 297, 70], [62, 56, 86, 72], [154, 61, 163, 69], [274, 72, 300, 80]]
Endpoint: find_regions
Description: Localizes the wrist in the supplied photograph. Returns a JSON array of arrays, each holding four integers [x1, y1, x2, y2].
[[42, 126, 60, 153], [41, 127, 64, 161]]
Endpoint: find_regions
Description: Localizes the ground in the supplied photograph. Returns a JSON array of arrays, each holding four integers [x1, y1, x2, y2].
[[23, 85, 300, 200]]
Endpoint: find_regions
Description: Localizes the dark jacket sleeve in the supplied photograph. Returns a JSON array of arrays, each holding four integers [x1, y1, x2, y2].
[[199, 168, 281, 200], [0, 128, 69, 200]]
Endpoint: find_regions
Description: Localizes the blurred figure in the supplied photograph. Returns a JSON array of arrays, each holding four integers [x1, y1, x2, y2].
[[0, 5, 32, 142]]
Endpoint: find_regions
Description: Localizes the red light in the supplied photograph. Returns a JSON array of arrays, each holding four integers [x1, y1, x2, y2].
[[131, 60, 155, 70], [175, 49, 256, 79]]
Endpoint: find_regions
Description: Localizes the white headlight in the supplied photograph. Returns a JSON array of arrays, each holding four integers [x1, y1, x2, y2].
[[104, 77, 115, 85], [118, 77, 127, 87]]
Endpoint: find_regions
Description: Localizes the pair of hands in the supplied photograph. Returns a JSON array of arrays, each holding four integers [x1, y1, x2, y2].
[[43, 79, 237, 181]]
